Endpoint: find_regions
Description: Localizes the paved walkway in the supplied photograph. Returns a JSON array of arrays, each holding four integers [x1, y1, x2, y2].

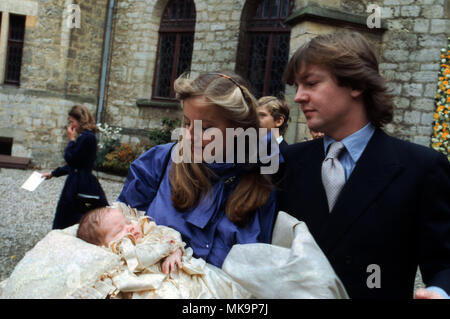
[[0, 168, 124, 281]]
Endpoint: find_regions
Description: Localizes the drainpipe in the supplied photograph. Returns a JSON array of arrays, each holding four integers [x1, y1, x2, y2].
[[97, 0, 115, 124]]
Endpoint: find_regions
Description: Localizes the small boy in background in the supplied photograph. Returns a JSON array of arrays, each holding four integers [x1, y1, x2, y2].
[[256, 96, 290, 148]]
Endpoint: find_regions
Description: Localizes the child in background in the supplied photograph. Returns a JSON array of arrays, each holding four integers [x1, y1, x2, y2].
[[256, 96, 290, 148], [256, 96, 290, 186]]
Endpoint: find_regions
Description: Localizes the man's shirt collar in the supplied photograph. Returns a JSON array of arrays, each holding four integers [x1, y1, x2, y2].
[[323, 122, 375, 163]]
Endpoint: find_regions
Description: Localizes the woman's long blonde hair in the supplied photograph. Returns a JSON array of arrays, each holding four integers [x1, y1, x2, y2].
[[170, 72, 273, 226]]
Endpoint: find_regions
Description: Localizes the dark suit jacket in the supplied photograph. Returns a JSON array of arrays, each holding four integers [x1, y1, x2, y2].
[[278, 139, 289, 154], [278, 128, 450, 299], [272, 139, 289, 187]]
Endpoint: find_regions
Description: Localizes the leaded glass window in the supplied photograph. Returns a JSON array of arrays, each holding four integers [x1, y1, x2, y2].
[[5, 14, 26, 85], [153, 0, 196, 100], [240, 0, 294, 98]]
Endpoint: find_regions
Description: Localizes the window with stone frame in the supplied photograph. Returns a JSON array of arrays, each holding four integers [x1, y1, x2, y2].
[[152, 0, 196, 100], [4, 13, 26, 85], [237, 0, 295, 99]]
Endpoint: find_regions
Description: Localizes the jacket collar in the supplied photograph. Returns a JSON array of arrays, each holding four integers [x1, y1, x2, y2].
[[318, 128, 404, 253]]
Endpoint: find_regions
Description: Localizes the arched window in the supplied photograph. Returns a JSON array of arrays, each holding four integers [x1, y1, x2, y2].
[[238, 0, 295, 98], [152, 0, 196, 100]]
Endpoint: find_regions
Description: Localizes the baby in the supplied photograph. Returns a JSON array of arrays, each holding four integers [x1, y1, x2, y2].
[[76, 204, 250, 299], [77, 206, 182, 274]]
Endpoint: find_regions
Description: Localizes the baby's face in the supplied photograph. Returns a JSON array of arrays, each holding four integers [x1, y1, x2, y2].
[[101, 209, 143, 246]]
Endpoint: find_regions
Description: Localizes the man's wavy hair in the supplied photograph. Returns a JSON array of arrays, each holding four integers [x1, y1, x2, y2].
[[283, 30, 393, 128]]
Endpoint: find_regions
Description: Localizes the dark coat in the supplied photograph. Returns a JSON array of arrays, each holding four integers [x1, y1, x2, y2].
[[271, 139, 289, 188], [278, 139, 289, 155], [51, 130, 108, 229], [278, 128, 450, 299]]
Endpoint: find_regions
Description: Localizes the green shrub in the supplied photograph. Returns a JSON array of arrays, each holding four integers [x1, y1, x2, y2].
[[147, 117, 181, 146], [96, 123, 122, 168]]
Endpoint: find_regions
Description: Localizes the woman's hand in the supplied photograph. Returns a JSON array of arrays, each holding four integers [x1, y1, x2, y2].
[[67, 125, 76, 141], [41, 172, 53, 180], [161, 248, 183, 274]]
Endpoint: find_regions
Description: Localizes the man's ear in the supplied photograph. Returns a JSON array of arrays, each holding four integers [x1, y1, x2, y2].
[[350, 88, 364, 98]]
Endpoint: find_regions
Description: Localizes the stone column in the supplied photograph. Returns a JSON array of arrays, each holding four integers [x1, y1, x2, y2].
[[0, 12, 10, 82]]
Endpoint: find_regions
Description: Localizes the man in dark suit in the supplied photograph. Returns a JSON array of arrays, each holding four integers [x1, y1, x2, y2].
[[278, 30, 450, 299]]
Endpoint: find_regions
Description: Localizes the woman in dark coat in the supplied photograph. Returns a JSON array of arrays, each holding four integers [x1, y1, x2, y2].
[[43, 105, 108, 229]]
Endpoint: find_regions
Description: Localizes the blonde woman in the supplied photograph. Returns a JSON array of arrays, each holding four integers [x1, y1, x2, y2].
[[118, 72, 278, 268], [43, 105, 108, 229]]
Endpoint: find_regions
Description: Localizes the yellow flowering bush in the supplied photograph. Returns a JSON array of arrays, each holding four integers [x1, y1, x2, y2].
[[431, 38, 450, 160]]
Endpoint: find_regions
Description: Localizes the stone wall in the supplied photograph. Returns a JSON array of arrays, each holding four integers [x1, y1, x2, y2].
[[102, 0, 246, 145], [0, 0, 106, 167], [379, 0, 449, 146], [65, 0, 108, 97], [102, 0, 161, 132], [1, 0, 448, 168], [286, 0, 450, 144], [190, 0, 243, 74], [106, 0, 449, 147], [0, 86, 96, 166], [20, 0, 107, 96]]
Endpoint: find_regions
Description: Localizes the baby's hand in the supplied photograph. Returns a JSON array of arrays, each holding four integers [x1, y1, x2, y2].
[[161, 248, 183, 274]]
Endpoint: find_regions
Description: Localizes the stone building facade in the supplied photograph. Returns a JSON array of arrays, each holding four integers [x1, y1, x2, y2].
[[0, 0, 108, 167], [0, 0, 449, 168]]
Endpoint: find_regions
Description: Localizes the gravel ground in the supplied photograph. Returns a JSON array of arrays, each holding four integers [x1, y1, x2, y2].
[[0, 168, 125, 282], [0, 168, 425, 291]]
